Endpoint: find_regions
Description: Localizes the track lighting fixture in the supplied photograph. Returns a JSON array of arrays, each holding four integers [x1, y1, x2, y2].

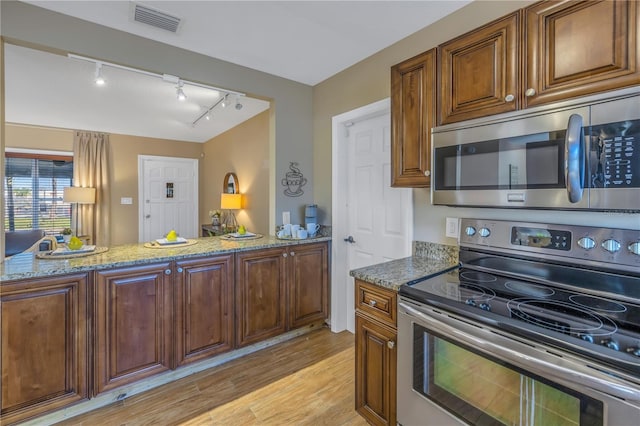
[[176, 82, 187, 101], [68, 54, 246, 127], [94, 62, 106, 86]]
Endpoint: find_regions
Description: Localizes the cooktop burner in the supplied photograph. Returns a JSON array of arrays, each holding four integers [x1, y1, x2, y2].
[[504, 280, 555, 297]]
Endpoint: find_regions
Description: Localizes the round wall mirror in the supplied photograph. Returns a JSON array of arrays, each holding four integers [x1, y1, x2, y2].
[[223, 172, 238, 194]]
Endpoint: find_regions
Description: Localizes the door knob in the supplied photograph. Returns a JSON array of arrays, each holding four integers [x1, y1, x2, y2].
[[344, 236, 355, 244], [145, 214, 151, 219]]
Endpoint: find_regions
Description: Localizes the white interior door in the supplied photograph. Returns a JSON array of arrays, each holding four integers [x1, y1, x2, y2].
[[331, 99, 412, 333], [138, 155, 198, 242]]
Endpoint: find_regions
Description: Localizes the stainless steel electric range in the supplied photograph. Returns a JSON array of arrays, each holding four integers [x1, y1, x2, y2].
[[398, 219, 640, 426]]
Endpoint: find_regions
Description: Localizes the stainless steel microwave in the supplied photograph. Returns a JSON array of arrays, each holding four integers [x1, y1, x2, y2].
[[431, 87, 640, 211]]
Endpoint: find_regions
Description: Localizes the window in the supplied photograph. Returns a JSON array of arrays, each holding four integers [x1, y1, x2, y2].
[[4, 152, 74, 234]]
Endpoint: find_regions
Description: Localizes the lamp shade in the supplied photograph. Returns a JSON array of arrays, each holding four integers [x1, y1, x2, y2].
[[64, 187, 96, 204], [220, 193, 242, 210]]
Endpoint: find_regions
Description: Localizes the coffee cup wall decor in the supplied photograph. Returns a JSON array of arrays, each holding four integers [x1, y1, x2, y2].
[[281, 162, 306, 197]]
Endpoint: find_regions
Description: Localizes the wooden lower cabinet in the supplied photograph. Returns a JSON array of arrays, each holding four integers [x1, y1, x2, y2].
[[94, 263, 173, 395], [288, 242, 329, 328], [0, 274, 89, 424], [355, 280, 397, 426], [236, 242, 330, 347], [174, 255, 234, 366], [236, 247, 288, 347]]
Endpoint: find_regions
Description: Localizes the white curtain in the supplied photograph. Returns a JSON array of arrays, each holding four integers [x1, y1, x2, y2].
[[73, 131, 111, 246]]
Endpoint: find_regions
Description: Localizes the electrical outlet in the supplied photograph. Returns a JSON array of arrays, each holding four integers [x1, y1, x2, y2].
[[446, 217, 459, 238], [121, 197, 133, 205]]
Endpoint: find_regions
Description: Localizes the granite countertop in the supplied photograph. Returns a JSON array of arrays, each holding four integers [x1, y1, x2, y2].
[[1, 235, 331, 282], [349, 242, 459, 291]]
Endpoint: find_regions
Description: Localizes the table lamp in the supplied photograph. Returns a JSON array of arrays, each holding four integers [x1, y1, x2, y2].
[[220, 193, 242, 231], [63, 186, 96, 236]]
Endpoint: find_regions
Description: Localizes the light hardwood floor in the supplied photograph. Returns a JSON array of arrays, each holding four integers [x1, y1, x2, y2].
[[58, 327, 367, 425]]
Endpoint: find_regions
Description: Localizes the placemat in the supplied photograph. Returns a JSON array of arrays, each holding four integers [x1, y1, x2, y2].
[[143, 239, 198, 249], [220, 233, 263, 241], [36, 246, 109, 259]]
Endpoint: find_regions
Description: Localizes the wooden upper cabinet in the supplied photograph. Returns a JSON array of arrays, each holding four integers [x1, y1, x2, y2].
[[175, 255, 234, 367], [391, 48, 436, 187], [94, 263, 173, 395], [1, 274, 89, 424], [524, 0, 639, 107], [438, 12, 520, 125]]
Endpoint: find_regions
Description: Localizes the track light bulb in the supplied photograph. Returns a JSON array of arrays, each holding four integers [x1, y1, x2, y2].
[[176, 83, 187, 101], [221, 94, 228, 108], [205, 111, 211, 121], [94, 63, 106, 86]]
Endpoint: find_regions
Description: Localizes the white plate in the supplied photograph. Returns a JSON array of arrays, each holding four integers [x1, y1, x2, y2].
[[156, 237, 188, 245], [227, 232, 256, 238], [50, 245, 97, 255]]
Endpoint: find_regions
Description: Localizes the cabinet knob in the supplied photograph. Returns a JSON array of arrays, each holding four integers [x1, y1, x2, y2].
[[424, 170, 431, 177], [177, 267, 183, 273], [504, 94, 515, 102], [290, 251, 295, 256], [164, 269, 171, 275], [283, 253, 288, 258], [387, 341, 395, 349], [525, 88, 536, 97], [369, 300, 377, 307]]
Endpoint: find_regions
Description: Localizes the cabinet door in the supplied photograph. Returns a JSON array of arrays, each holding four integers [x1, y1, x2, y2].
[[94, 263, 173, 394], [438, 12, 520, 124], [288, 242, 329, 329], [175, 255, 234, 367], [391, 49, 436, 187], [355, 314, 397, 426], [235, 247, 287, 347], [525, 0, 639, 107], [1, 274, 88, 424]]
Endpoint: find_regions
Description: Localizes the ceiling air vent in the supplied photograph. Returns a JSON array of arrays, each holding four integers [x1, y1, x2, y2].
[[131, 3, 182, 33]]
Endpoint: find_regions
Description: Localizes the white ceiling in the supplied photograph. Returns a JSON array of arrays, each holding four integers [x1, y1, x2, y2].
[[7, 1, 471, 143]]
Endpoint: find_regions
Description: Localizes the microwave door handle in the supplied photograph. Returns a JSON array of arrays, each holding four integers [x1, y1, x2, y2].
[[399, 302, 640, 402], [565, 113, 585, 203]]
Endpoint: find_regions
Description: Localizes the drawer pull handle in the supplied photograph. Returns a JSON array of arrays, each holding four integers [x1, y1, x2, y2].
[[369, 300, 377, 307]]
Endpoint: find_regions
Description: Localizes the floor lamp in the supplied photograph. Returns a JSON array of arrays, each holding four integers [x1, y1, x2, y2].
[[63, 187, 96, 236]]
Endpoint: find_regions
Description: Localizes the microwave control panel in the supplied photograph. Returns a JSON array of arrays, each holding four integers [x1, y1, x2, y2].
[[590, 119, 638, 188]]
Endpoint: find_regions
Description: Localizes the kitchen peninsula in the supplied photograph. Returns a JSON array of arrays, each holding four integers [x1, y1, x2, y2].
[[1, 235, 330, 424]]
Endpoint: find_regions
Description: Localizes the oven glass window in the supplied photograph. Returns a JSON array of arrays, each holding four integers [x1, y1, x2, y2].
[[435, 130, 566, 191], [413, 325, 603, 425]]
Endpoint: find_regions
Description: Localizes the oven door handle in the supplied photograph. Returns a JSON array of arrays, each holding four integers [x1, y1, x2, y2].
[[399, 301, 640, 402]]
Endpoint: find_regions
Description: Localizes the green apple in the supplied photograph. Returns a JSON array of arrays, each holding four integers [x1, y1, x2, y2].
[[238, 225, 246, 235]]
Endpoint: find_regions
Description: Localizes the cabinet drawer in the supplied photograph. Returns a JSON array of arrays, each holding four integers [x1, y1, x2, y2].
[[355, 280, 397, 327]]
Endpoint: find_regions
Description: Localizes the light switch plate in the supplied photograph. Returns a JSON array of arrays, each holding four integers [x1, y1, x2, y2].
[[446, 217, 459, 238], [282, 211, 290, 225], [121, 197, 133, 205]]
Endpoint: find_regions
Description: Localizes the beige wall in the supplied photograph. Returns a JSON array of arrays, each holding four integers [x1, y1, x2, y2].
[[313, 0, 640, 243], [5, 123, 204, 245], [201, 110, 271, 235]]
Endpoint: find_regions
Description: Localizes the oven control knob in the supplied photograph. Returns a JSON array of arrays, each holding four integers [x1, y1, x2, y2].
[[465, 299, 477, 307], [626, 347, 640, 357], [579, 333, 594, 344], [465, 226, 476, 237], [577, 237, 596, 250], [479, 228, 491, 238], [628, 242, 640, 256], [600, 339, 620, 351], [601, 239, 621, 253], [478, 302, 491, 311]]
